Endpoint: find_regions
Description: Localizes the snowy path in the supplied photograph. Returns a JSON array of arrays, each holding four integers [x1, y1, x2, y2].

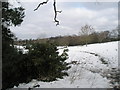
[[14, 41, 119, 88]]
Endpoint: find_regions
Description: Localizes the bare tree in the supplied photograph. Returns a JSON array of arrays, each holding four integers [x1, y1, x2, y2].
[[79, 24, 94, 46], [80, 24, 94, 36], [98, 31, 110, 43], [34, 0, 62, 26], [110, 28, 118, 38]]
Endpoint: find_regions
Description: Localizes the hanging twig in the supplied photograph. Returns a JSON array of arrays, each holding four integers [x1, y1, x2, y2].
[[34, 0, 61, 26], [53, 0, 62, 26], [34, 0, 49, 11]]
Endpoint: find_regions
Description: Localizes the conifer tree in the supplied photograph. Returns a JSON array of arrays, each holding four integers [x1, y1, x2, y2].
[[29, 43, 70, 81], [2, 2, 26, 89]]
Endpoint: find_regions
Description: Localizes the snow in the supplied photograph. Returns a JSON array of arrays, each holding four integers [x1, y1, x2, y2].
[[14, 45, 29, 54], [13, 41, 119, 88]]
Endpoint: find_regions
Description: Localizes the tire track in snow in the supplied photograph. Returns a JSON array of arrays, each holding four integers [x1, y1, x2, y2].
[[79, 51, 110, 65], [69, 51, 110, 83], [75, 51, 119, 88], [79, 51, 116, 77]]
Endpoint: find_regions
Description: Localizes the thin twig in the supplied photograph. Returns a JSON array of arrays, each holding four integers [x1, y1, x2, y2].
[[34, 0, 49, 11], [53, 0, 62, 26], [34, 0, 61, 26]]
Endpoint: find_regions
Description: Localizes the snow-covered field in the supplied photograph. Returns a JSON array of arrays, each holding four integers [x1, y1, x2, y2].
[[14, 41, 119, 88]]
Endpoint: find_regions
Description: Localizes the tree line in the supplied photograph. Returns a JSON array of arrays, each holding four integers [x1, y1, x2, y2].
[[18, 28, 119, 46]]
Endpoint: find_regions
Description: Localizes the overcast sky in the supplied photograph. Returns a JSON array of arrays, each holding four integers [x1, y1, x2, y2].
[[10, 0, 118, 40]]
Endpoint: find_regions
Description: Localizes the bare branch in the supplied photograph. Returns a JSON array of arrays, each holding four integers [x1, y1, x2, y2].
[[34, 0, 61, 26], [34, 0, 49, 11], [53, 0, 62, 26]]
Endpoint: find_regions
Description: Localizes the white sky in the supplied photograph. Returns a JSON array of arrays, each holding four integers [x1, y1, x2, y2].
[[10, 0, 118, 40]]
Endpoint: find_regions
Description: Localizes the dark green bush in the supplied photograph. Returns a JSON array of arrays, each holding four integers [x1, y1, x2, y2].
[[2, 41, 70, 89], [2, 46, 37, 89], [29, 43, 70, 82]]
